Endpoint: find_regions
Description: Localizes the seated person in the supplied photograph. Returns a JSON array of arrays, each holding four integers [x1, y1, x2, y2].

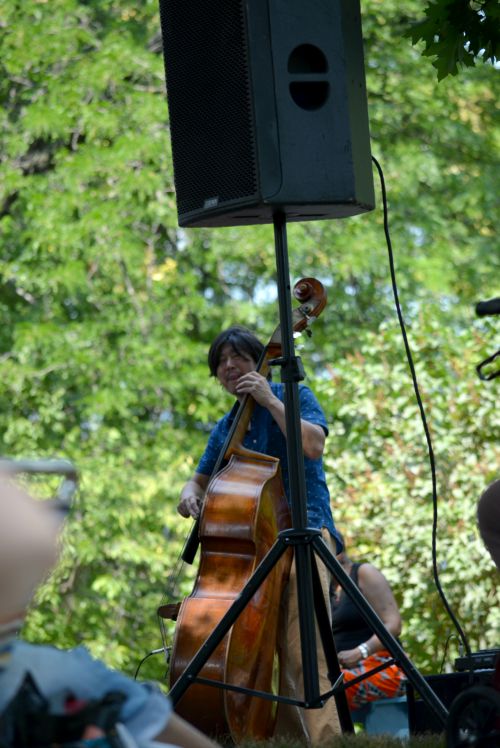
[[477, 479, 500, 571], [331, 532, 406, 712], [0, 472, 218, 748]]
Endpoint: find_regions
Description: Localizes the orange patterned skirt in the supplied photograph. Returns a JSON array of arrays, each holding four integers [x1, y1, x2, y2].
[[342, 650, 406, 710]]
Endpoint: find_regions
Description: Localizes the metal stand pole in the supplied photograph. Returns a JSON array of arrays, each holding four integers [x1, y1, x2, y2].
[[272, 211, 322, 705]]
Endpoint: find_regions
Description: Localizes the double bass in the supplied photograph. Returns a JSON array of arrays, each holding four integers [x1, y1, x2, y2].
[[166, 278, 327, 742]]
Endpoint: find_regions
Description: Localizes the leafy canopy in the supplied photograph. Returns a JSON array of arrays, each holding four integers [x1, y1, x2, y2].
[[406, 0, 500, 79], [0, 0, 498, 682]]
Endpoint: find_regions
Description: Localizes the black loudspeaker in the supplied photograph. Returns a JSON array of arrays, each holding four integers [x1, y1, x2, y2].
[[158, 0, 375, 227]]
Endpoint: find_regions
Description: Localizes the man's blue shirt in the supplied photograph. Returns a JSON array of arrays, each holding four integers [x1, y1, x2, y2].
[[197, 382, 341, 549]]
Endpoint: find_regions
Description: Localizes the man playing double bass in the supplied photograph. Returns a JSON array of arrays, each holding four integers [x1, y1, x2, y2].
[[177, 325, 343, 746]]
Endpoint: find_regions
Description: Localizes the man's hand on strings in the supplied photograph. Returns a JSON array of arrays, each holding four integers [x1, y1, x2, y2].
[[234, 371, 275, 407], [177, 493, 202, 519], [177, 474, 209, 519]]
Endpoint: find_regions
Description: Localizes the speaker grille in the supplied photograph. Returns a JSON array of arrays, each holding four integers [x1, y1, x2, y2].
[[158, 0, 258, 217]]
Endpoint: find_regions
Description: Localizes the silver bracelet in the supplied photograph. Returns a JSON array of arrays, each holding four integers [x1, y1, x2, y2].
[[358, 642, 369, 659]]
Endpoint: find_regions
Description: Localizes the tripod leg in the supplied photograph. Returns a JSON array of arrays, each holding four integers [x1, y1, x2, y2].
[[310, 534, 354, 734]]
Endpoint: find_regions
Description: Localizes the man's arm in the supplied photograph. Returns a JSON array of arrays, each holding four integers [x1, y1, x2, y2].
[[235, 371, 325, 459], [178, 472, 210, 519]]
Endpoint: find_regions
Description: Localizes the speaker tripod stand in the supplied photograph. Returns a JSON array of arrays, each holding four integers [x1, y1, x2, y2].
[[168, 212, 448, 737]]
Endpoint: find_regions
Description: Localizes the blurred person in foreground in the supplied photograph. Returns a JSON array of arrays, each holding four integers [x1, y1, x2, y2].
[[0, 472, 218, 748]]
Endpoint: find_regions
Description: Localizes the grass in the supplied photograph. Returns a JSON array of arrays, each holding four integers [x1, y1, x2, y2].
[[238, 737, 445, 748]]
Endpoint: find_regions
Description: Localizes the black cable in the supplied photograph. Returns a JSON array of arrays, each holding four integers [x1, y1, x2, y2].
[[134, 647, 168, 681], [371, 155, 473, 673], [439, 633, 459, 675]]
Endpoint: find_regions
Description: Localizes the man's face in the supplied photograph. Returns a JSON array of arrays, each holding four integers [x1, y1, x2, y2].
[[216, 343, 257, 395]]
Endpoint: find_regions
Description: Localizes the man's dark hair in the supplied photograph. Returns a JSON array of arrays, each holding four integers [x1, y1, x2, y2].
[[208, 326, 264, 376]]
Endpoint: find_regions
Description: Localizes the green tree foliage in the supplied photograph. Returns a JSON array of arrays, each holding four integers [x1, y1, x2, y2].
[[0, 0, 498, 684], [317, 317, 499, 670], [406, 0, 500, 79]]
